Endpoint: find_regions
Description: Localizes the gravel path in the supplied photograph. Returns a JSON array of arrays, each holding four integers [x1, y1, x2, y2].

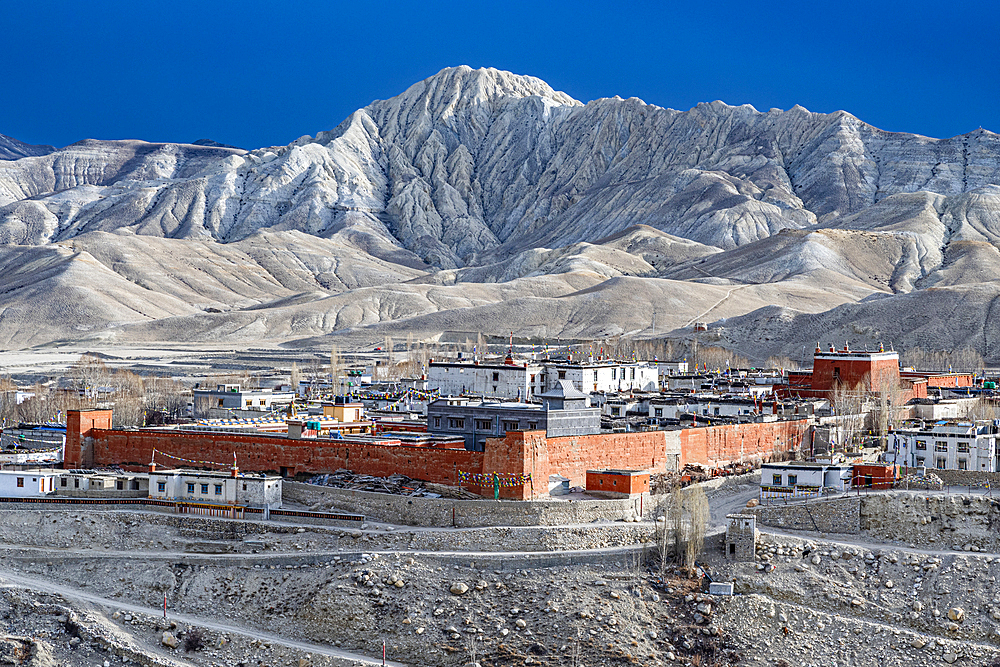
[[0, 566, 405, 666]]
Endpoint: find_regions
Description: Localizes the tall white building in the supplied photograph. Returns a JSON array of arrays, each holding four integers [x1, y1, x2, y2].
[[427, 361, 543, 400], [542, 361, 658, 393], [887, 420, 999, 472]]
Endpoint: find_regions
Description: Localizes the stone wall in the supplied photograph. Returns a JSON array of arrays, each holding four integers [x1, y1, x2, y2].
[[928, 469, 1000, 488], [283, 481, 649, 527], [751, 496, 861, 534], [860, 492, 1000, 550]]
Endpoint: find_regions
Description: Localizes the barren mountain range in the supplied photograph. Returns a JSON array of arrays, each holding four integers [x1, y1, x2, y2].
[[2, 66, 1000, 361]]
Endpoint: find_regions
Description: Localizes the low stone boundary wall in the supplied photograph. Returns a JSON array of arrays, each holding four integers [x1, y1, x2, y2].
[[930, 469, 1000, 488], [750, 496, 861, 534], [284, 481, 648, 527], [0, 496, 363, 526]]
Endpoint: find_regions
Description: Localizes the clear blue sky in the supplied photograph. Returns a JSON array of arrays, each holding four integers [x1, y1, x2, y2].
[[4, 0, 998, 149]]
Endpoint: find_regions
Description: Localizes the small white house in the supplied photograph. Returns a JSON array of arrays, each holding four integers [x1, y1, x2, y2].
[[148, 468, 282, 508], [0, 470, 62, 497], [759, 462, 850, 499]]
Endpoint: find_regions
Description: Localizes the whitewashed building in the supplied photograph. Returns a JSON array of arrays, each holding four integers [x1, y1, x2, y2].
[[886, 420, 999, 472], [0, 470, 62, 497], [759, 462, 851, 499], [542, 361, 658, 393], [427, 361, 543, 400], [148, 468, 282, 508], [193, 384, 296, 413]]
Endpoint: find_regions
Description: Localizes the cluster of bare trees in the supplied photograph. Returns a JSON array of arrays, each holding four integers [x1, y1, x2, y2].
[[828, 366, 910, 450], [901, 347, 985, 373], [964, 397, 998, 421], [0, 354, 190, 428], [655, 485, 709, 575]]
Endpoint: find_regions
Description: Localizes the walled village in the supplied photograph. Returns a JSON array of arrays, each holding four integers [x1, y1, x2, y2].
[[1, 341, 999, 666]]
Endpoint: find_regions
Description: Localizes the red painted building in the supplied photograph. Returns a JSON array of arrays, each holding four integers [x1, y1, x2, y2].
[[586, 470, 650, 496], [852, 463, 898, 490], [775, 344, 927, 401]]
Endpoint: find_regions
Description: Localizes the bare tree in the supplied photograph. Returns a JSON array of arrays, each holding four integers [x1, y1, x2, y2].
[[659, 485, 709, 573], [901, 347, 985, 373], [868, 368, 908, 448], [765, 355, 800, 371], [330, 346, 345, 396], [830, 381, 865, 452], [193, 395, 213, 418], [965, 397, 998, 422], [682, 485, 709, 571], [384, 336, 394, 367], [70, 353, 109, 400]]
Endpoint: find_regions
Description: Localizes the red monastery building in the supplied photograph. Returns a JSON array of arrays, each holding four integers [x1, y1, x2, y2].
[[776, 344, 974, 401]]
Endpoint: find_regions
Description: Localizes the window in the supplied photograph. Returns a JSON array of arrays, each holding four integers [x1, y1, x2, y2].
[[611, 407, 620, 416], [503, 421, 519, 432], [187, 483, 195, 493], [558, 370, 566, 380], [958, 459, 968, 470], [475, 419, 492, 431], [433, 417, 440, 427], [116, 480, 124, 490], [772, 474, 782, 485], [787, 474, 797, 486], [243, 483, 247, 491], [157, 482, 166, 492], [201, 484, 209, 494], [936, 458, 947, 469], [492, 372, 499, 382], [215, 484, 223, 495], [527, 422, 538, 430], [448, 418, 465, 429], [245, 399, 252, 406], [612, 368, 617, 380], [654, 408, 663, 417], [934, 441, 948, 452], [915, 456, 925, 466], [259, 399, 266, 406], [631, 368, 635, 380], [217, 399, 224, 407], [593, 370, 599, 381], [74, 479, 80, 488], [16, 477, 23, 488], [957, 442, 970, 453], [714, 407, 720, 416], [915, 440, 927, 450], [60, 478, 67, 487]]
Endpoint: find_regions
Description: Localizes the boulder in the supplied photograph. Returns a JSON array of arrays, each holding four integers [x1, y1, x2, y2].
[[450, 582, 469, 595], [161, 632, 179, 649]]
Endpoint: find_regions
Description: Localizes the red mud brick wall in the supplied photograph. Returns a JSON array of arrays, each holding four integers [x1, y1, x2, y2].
[[679, 420, 811, 467], [89, 428, 484, 487]]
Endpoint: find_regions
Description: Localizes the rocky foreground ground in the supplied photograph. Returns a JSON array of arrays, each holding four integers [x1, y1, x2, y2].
[[0, 489, 999, 666]]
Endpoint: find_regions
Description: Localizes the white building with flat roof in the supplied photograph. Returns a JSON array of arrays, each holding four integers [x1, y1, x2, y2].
[[427, 361, 543, 400], [148, 468, 282, 508], [542, 361, 658, 393], [887, 420, 999, 472], [0, 470, 62, 497], [193, 384, 295, 414]]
